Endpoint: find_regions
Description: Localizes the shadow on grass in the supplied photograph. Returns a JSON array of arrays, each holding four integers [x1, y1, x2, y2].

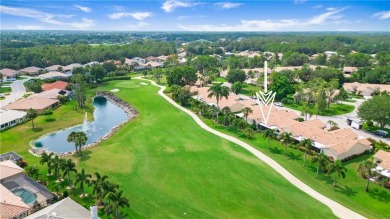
[[287, 152, 301, 161], [73, 150, 92, 162], [269, 147, 283, 154], [334, 185, 357, 197], [368, 188, 390, 203], [31, 127, 43, 132]]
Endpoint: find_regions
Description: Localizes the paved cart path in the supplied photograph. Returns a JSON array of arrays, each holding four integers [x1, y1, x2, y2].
[[138, 77, 365, 219]]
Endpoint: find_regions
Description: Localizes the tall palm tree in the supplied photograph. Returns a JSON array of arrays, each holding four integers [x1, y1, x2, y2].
[[106, 190, 130, 219], [67, 132, 78, 152], [263, 129, 276, 148], [207, 83, 229, 121], [51, 155, 64, 182], [92, 172, 108, 206], [328, 160, 347, 187], [280, 132, 293, 154], [311, 152, 330, 177], [62, 159, 77, 188], [27, 108, 38, 129], [67, 131, 88, 154], [75, 168, 92, 198], [39, 152, 54, 175], [102, 181, 119, 204], [221, 106, 231, 126], [209, 105, 219, 121], [300, 138, 314, 166], [242, 107, 253, 122], [358, 160, 377, 192]]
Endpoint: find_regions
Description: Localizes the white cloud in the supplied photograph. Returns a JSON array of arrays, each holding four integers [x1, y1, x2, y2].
[[109, 11, 152, 20], [17, 25, 43, 30], [74, 4, 91, 13], [178, 7, 346, 31], [373, 11, 390, 20], [214, 2, 242, 9], [161, 0, 199, 13], [0, 6, 94, 29]]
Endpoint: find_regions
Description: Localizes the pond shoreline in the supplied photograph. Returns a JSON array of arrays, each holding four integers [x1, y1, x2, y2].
[[29, 91, 138, 157]]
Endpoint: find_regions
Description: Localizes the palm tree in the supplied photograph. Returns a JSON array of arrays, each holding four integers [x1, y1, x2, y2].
[[248, 90, 256, 99], [62, 159, 77, 189], [358, 160, 377, 192], [51, 155, 64, 182], [75, 168, 92, 198], [301, 104, 313, 121], [221, 106, 231, 126], [25, 165, 40, 180], [102, 181, 119, 204], [328, 160, 347, 187], [105, 190, 130, 219], [280, 132, 293, 154], [209, 105, 219, 121], [52, 183, 62, 196], [327, 120, 338, 129], [244, 128, 255, 139], [207, 83, 229, 121], [242, 107, 253, 122], [300, 138, 314, 166], [263, 129, 276, 148], [27, 108, 38, 129], [67, 131, 88, 154], [311, 152, 330, 177], [40, 152, 54, 175], [92, 172, 108, 206]]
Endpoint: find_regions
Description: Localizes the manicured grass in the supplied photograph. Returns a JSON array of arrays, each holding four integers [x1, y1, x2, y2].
[[215, 77, 227, 82], [284, 102, 355, 116], [240, 83, 260, 96], [344, 99, 357, 103], [200, 120, 390, 219], [2, 79, 336, 218], [0, 86, 11, 93]]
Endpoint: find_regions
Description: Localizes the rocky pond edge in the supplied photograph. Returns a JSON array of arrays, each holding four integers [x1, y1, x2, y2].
[[29, 91, 138, 157]]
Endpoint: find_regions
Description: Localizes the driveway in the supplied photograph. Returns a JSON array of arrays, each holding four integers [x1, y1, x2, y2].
[[0, 78, 30, 108]]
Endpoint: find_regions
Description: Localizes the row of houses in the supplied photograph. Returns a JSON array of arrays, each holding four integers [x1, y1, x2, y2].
[[0, 152, 96, 219], [344, 82, 390, 97], [189, 86, 372, 161], [1, 81, 69, 130]]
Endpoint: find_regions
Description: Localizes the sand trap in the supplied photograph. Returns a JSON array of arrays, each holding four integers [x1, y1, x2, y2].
[[139, 82, 148, 85], [110, 88, 120, 92]]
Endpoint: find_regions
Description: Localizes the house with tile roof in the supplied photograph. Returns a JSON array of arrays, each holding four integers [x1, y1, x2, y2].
[[42, 81, 69, 91], [374, 150, 390, 178], [38, 71, 70, 80], [0, 184, 29, 219], [344, 82, 390, 97], [3, 97, 59, 114], [0, 68, 17, 81], [45, 65, 63, 72], [0, 160, 24, 183], [19, 67, 42, 76]]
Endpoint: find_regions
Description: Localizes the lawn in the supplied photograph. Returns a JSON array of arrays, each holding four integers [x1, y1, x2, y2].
[[1, 79, 336, 218], [200, 120, 390, 219], [0, 86, 11, 93], [284, 102, 355, 116]]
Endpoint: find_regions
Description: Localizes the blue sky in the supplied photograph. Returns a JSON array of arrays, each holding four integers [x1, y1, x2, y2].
[[0, 0, 389, 31]]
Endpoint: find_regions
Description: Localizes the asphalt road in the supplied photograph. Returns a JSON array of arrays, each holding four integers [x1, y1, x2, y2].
[[0, 78, 29, 108]]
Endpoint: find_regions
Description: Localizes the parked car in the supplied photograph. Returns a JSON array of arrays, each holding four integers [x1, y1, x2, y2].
[[274, 102, 283, 107], [373, 130, 389, 137]]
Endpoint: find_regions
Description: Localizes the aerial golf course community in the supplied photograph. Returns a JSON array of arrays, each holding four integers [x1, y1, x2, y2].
[[1, 76, 390, 218]]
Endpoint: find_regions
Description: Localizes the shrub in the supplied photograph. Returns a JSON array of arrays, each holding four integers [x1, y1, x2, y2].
[[281, 98, 289, 104], [42, 109, 53, 115], [296, 117, 304, 122], [366, 121, 373, 126], [34, 142, 43, 148], [18, 160, 28, 168], [58, 96, 69, 104]]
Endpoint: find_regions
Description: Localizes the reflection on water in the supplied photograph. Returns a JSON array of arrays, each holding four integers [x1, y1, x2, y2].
[[35, 96, 127, 153]]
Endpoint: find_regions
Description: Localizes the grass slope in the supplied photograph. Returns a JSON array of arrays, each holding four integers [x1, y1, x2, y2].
[[78, 80, 336, 218]]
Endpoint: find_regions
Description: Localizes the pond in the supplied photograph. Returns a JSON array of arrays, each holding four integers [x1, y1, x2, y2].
[[34, 96, 128, 153]]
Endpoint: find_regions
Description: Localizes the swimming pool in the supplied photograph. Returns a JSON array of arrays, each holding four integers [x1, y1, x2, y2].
[[12, 188, 37, 204]]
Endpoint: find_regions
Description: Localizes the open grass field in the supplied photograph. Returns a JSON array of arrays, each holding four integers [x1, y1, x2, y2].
[[1, 79, 336, 218], [0, 86, 11, 93]]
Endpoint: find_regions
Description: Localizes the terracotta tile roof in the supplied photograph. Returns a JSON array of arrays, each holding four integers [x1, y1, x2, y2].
[[343, 66, 358, 73], [0, 68, 17, 77], [328, 140, 357, 155], [20, 66, 42, 74], [4, 97, 59, 111], [0, 160, 24, 180], [0, 184, 29, 219], [373, 149, 390, 169], [42, 81, 69, 91], [45, 65, 62, 71], [302, 119, 326, 129], [273, 66, 302, 72], [331, 128, 358, 140], [344, 82, 390, 93]]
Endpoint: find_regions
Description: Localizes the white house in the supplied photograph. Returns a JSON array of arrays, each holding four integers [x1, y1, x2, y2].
[[0, 109, 27, 130]]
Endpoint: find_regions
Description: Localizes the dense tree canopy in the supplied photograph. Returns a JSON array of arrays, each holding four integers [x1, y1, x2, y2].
[[166, 66, 197, 86], [270, 73, 294, 100], [357, 95, 390, 128], [226, 69, 246, 84]]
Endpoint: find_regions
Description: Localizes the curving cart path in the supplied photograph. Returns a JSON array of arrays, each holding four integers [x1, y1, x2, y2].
[[138, 77, 365, 219]]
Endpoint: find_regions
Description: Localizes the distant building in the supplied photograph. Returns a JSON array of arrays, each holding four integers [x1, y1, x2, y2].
[[42, 81, 69, 91], [373, 150, 390, 178], [63, 63, 82, 74], [343, 66, 358, 75], [19, 67, 42, 76], [0, 109, 27, 130], [32, 88, 70, 99], [4, 97, 59, 114], [38, 71, 71, 80], [0, 68, 17, 81], [344, 82, 390, 97], [45, 65, 63, 72]]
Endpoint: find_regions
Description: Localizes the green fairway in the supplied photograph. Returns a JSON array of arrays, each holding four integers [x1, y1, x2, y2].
[[77, 79, 337, 218]]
